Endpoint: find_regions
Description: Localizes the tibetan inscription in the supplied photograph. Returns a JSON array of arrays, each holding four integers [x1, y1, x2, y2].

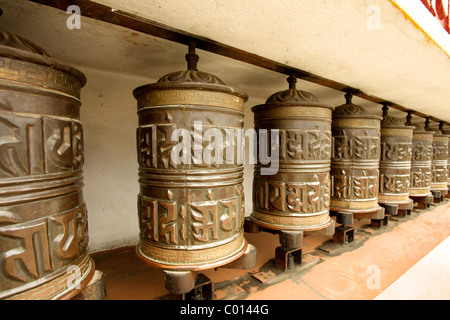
[[278, 130, 331, 160], [0, 113, 84, 178], [379, 174, 410, 194], [138, 187, 244, 247], [331, 173, 378, 200], [380, 142, 412, 162], [411, 142, 432, 161], [411, 169, 432, 188], [0, 204, 88, 289], [253, 175, 330, 214], [332, 131, 379, 160]]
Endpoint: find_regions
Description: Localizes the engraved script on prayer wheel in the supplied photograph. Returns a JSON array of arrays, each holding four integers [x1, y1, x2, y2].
[[378, 106, 414, 204], [439, 122, 450, 186], [330, 93, 382, 213], [0, 33, 94, 300], [425, 118, 449, 193], [133, 46, 249, 270], [405, 114, 433, 197], [250, 75, 333, 231]]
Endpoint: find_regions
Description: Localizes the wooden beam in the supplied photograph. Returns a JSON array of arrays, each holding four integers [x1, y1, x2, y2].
[[30, 0, 446, 123]]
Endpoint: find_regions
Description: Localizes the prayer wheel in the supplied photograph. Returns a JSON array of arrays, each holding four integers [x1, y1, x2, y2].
[[250, 75, 333, 231], [133, 44, 249, 270], [0, 33, 94, 299], [378, 106, 413, 205], [439, 122, 450, 186], [330, 92, 382, 213], [405, 114, 433, 197], [425, 118, 449, 193]]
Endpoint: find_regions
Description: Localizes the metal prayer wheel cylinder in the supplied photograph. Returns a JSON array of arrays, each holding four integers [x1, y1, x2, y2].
[[439, 122, 450, 185], [425, 118, 449, 192], [250, 75, 333, 231], [0, 33, 93, 299], [330, 93, 382, 213], [133, 47, 249, 271], [378, 107, 414, 204], [406, 117, 433, 197]]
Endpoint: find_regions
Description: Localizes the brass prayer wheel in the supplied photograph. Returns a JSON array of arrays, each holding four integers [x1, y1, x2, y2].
[[406, 113, 433, 197], [330, 92, 382, 213], [439, 122, 450, 185], [133, 44, 249, 270], [0, 33, 94, 299], [378, 106, 413, 204], [250, 75, 333, 231], [425, 118, 449, 192]]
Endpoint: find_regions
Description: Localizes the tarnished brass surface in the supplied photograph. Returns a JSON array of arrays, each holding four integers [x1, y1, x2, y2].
[[431, 132, 449, 191], [250, 75, 333, 231], [378, 107, 413, 204], [439, 123, 450, 185], [406, 115, 433, 197], [425, 118, 449, 192], [133, 47, 249, 270], [330, 93, 382, 213], [0, 33, 93, 300]]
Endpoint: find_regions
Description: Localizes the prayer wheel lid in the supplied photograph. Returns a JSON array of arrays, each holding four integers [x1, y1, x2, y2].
[[439, 122, 450, 137], [381, 105, 414, 129], [0, 31, 50, 56], [157, 69, 225, 85], [410, 122, 430, 133], [265, 74, 318, 103], [332, 92, 382, 120], [437, 130, 450, 138], [133, 42, 248, 101], [382, 114, 414, 129], [441, 128, 450, 135], [430, 128, 447, 137], [0, 31, 86, 86], [425, 126, 437, 134], [404, 112, 433, 133], [424, 117, 447, 136], [133, 70, 248, 102], [252, 74, 332, 110]]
